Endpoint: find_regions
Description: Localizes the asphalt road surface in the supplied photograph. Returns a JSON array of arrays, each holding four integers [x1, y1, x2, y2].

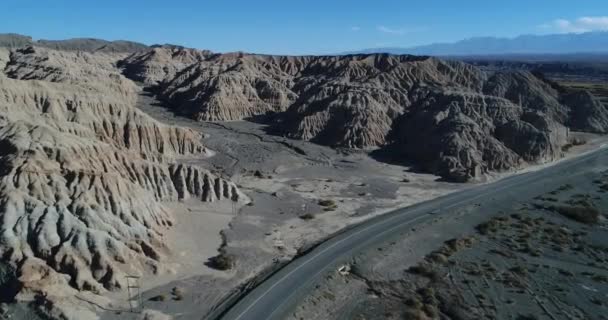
[[219, 147, 608, 320]]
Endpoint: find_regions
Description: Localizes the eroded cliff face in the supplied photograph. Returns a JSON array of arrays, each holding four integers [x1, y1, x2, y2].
[[564, 90, 608, 133], [120, 49, 608, 181], [0, 46, 241, 299], [118, 45, 213, 86]]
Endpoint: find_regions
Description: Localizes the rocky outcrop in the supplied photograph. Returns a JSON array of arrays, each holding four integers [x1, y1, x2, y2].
[[119, 49, 607, 181], [394, 90, 566, 181], [0, 47, 241, 298]]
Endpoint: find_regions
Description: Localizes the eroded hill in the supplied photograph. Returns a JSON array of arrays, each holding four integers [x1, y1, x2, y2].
[[120, 48, 608, 181], [1, 36, 607, 302], [0, 46, 242, 302]]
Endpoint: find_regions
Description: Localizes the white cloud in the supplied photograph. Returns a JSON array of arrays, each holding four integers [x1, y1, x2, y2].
[[351, 26, 361, 32], [376, 25, 426, 35], [377, 25, 407, 35], [541, 16, 608, 33]]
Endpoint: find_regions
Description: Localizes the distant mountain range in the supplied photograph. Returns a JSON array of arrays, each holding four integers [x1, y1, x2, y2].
[[0, 33, 148, 53], [4, 31, 608, 58], [348, 32, 608, 57]]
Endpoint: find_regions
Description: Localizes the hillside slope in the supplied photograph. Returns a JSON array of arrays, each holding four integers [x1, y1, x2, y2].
[[120, 49, 608, 181], [0, 46, 241, 300]]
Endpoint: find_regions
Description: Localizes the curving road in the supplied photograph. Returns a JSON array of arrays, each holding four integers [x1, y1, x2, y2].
[[218, 147, 608, 320]]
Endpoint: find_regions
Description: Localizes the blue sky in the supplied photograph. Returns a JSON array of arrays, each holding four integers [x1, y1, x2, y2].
[[2, 0, 608, 54]]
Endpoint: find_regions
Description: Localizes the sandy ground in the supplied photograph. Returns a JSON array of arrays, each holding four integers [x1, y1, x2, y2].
[[133, 199, 236, 291]]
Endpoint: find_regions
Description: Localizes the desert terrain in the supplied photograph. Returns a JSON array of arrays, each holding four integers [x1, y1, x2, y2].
[[289, 154, 608, 320], [0, 34, 606, 320]]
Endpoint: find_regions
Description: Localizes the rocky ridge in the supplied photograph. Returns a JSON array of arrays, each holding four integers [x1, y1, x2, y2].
[[0, 33, 148, 53], [120, 48, 608, 181], [0, 46, 241, 300]]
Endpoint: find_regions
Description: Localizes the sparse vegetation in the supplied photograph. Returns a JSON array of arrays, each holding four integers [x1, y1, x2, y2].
[[149, 294, 167, 302], [321, 291, 336, 301], [299, 213, 315, 220], [404, 297, 423, 309], [322, 175, 608, 320], [509, 265, 528, 276], [172, 287, 184, 301], [318, 199, 336, 207], [407, 263, 439, 280], [592, 274, 608, 283], [476, 221, 499, 235], [207, 252, 236, 270], [253, 170, 265, 178], [552, 205, 600, 224], [561, 137, 587, 152], [318, 199, 338, 212], [476, 217, 508, 235]]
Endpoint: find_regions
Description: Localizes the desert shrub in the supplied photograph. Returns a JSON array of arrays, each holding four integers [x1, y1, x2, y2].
[[407, 264, 439, 280], [593, 274, 608, 283], [404, 297, 423, 309], [571, 137, 587, 146], [427, 253, 448, 264], [552, 205, 600, 224], [422, 304, 439, 318], [321, 291, 336, 301], [562, 138, 586, 152], [172, 287, 184, 300], [207, 252, 235, 270], [417, 287, 437, 305], [149, 294, 166, 302], [299, 213, 315, 220], [509, 265, 528, 276], [562, 144, 574, 152], [318, 199, 336, 207], [476, 220, 501, 235]]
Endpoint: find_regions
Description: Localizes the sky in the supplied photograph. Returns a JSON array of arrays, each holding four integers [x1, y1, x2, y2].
[[2, 0, 608, 54]]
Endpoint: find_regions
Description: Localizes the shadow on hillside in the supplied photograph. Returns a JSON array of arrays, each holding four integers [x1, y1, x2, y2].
[[369, 144, 446, 181]]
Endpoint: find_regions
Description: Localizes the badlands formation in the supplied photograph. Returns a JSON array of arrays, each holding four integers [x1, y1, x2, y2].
[[0, 36, 606, 319], [122, 47, 608, 181], [0, 44, 241, 303]]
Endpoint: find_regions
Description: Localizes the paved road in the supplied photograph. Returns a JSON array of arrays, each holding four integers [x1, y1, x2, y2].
[[219, 147, 608, 320]]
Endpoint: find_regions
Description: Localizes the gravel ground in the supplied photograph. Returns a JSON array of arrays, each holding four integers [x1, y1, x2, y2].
[[289, 167, 608, 320]]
